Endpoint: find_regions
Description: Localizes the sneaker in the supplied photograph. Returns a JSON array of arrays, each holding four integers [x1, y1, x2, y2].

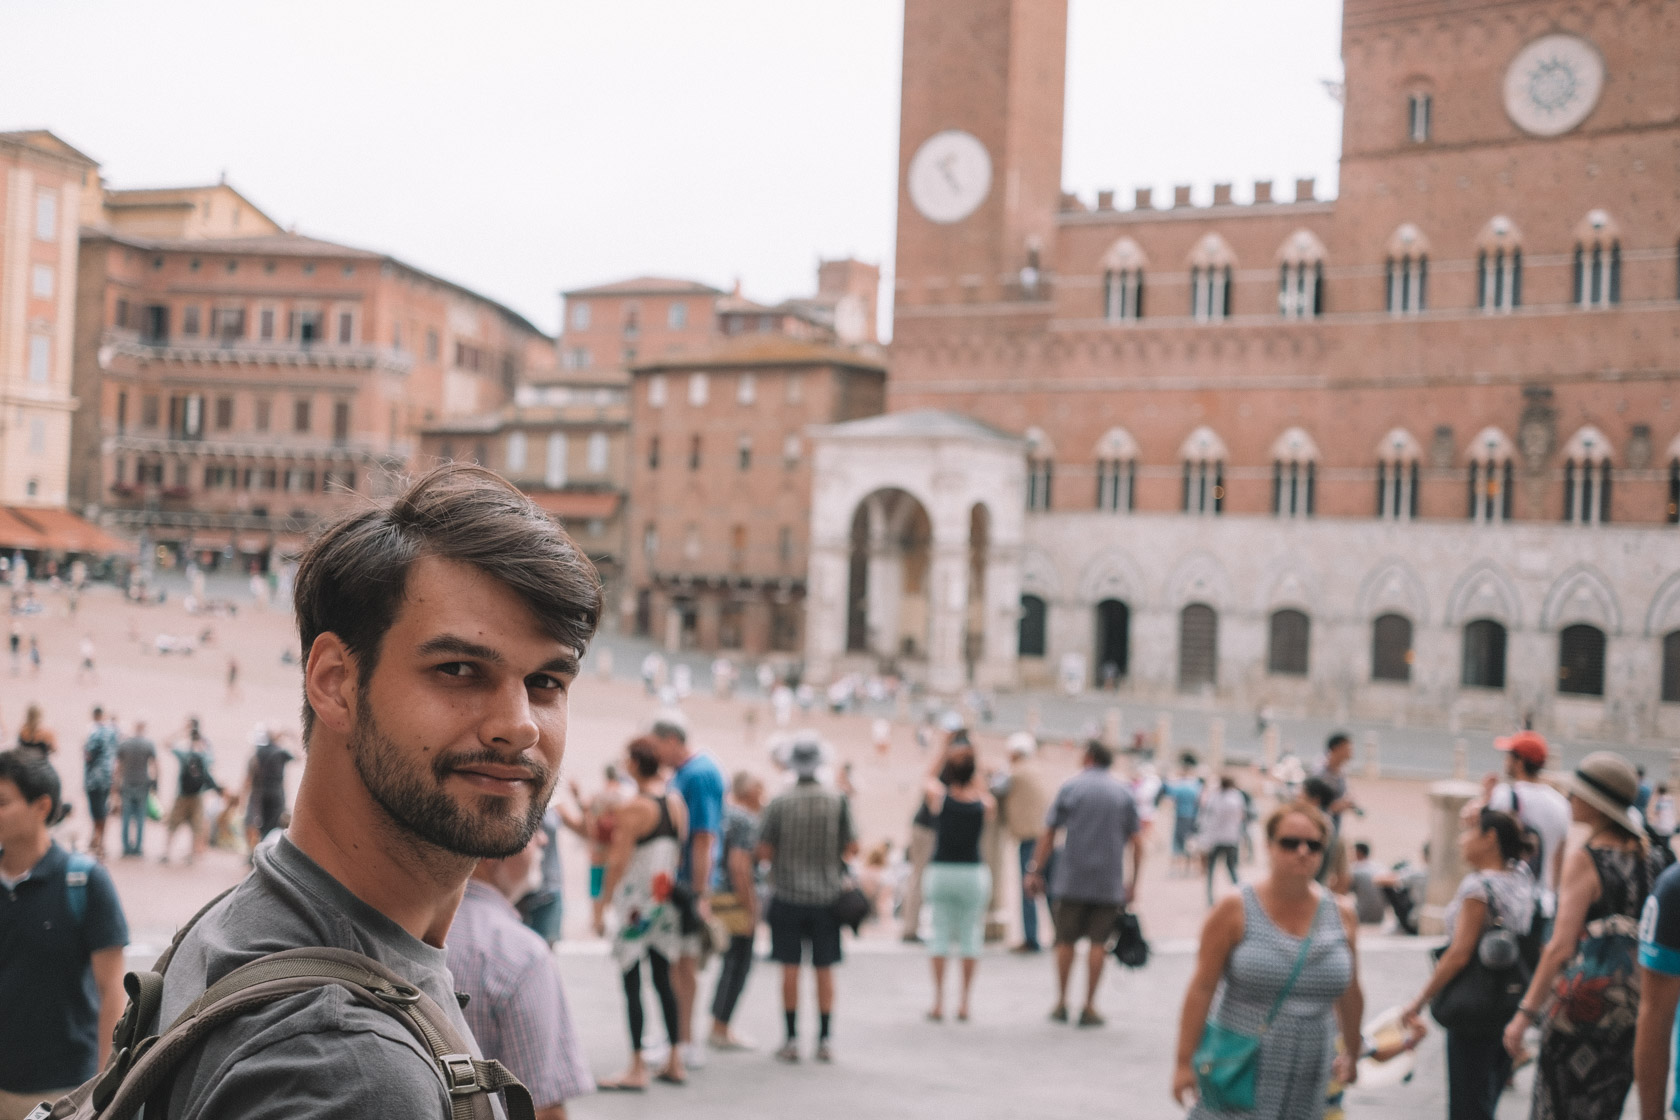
[[1009, 943, 1042, 954], [1078, 1008, 1106, 1028], [1049, 1005, 1069, 1023], [774, 1041, 800, 1064], [681, 1042, 707, 1070], [815, 1041, 834, 1063]]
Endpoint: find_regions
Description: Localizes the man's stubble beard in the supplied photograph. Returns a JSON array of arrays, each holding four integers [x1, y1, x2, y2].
[[348, 697, 553, 859]]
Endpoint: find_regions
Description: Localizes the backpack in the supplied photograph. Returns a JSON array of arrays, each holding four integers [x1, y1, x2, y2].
[[64, 852, 96, 926], [178, 753, 211, 797], [26, 890, 535, 1120], [1505, 787, 1546, 881]]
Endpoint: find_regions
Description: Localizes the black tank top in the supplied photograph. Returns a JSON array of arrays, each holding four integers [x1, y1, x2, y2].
[[637, 794, 680, 846], [932, 797, 985, 864]]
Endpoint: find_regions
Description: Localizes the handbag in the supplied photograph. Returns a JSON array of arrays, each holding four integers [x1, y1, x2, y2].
[[1109, 908, 1150, 970], [1429, 876, 1530, 1032], [1192, 897, 1326, 1113], [831, 882, 873, 932], [710, 890, 756, 938]]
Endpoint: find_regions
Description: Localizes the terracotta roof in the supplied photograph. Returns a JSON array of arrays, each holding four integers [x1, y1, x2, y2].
[[630, 335, 885, 374], [562, 276, 724, 298], [84, 229, 548, 339], [0, 129, 99, 167], [527, 491, 623, 520], [0, 506, 130, 554]]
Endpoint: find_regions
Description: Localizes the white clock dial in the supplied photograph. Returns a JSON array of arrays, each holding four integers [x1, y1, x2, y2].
[[907, 130, 992, 224], [1503, 34, 1604, 137]]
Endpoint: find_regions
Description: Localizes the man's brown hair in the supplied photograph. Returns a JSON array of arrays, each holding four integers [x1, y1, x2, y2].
[[292, 463, 602, 739]]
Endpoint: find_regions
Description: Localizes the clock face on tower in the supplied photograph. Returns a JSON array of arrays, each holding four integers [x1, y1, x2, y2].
[[907, 130, 993, 224], [1503, 34, 1604, 137]]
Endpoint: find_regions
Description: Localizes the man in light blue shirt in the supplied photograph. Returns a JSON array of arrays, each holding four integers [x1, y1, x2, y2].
[[653, 716, 725, 1069]]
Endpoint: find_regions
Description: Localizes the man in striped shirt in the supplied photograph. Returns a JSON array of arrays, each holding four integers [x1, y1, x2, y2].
[[448, 828, 593, 1119], [757, 736, 856, 1063]]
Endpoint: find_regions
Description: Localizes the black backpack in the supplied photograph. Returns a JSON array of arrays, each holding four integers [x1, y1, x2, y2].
[[1506, 787, 1546, 881], [178, 752, 211, 797], [27, 890, 535, 1120]]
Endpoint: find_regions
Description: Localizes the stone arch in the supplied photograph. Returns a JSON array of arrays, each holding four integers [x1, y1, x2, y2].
[[1019, 547, 1061, 599], [1561, 424, 1614, 464], [1387, 222, 1431, 257], [1376, 427, 1423, 462], [1188, 232, 1236, 268], [1259, 559, 1323, 614], [1093, 426, 1140, 460], [1276, 228, 1326, 265], [1356, 557, 1429, 623], [1179, 425, 1228, 461], [1024, 426, 1056, 456], [1540, 564, 1622, 633], [1575, 208, 1622, 244], [1446, 561, 1523, 627], [1475, 215, 1524, 252], [1165, 550, 1233, 611], [1100, 236, 1148, 271], [1270, 426, 1320, 463], [1078, 549, 1146, 605], [1644, 570, 1680, 637], [1465, 426, 1516, 463]]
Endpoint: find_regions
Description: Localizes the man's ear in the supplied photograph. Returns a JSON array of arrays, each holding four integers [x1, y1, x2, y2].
[[304, 632, 359, 741]]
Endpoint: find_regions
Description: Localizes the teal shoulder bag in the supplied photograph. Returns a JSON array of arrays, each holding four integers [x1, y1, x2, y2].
[[1191, 897, 1326, 1112]]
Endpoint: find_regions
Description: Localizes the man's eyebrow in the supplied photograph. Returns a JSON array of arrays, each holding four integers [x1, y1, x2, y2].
[[540, 654, 582, 678], [416, 635, 504, 663]]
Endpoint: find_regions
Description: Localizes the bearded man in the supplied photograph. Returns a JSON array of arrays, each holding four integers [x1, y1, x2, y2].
[[155, 463, 601, 1118]]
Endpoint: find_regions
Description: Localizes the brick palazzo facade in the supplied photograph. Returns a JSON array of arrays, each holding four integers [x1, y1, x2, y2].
[[807, 0, 1680, 741], [70, 181, 550, 569]]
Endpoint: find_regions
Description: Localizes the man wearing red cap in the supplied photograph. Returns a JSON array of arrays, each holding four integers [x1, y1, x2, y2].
[[1487, 729, 1571, 915]]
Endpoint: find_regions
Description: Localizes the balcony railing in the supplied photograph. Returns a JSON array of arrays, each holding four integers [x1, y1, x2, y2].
[[102, 331, 413, 375]]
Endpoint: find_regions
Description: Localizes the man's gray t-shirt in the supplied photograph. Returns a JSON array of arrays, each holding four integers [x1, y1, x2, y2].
[[159, 836, 500, 1119], [1046, 768, 1140, 905], [115, 736, 155, 792]]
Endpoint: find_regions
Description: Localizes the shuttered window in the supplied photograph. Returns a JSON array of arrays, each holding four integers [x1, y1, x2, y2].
[[1557, 624, 1606, 697], [1179, 604, 1218, 690], [1372, 614, 1413, 682]]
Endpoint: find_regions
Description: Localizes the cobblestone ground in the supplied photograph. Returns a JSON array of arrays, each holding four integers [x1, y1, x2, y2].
[[4, 579, 1641, 1117], [553, 934, 1579, 1120]]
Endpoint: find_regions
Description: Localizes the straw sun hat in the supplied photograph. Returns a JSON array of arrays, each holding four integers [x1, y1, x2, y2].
[[1554, 751, 1643, 835]]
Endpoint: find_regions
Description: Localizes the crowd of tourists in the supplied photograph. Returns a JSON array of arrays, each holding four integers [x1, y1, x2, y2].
[[6, 464, 1680, 1120]]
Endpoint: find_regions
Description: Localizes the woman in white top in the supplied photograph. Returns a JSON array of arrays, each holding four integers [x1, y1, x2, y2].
[[1197, 775, 1247, 907], [1400, 809, 1535, 1120]]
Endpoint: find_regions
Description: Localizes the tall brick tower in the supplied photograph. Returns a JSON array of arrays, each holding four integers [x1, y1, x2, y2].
[[892, 0, 1068, 314]]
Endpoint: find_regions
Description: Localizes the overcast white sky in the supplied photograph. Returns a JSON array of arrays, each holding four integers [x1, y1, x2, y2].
[[0, 0, 1343, 336]]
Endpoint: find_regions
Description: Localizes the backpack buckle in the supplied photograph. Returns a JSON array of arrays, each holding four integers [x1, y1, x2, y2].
[[376, 983, 422, 1006], [440, 1054, 479, 1096]]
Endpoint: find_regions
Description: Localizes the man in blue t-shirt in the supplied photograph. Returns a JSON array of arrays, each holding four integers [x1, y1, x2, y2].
[[652, 716, 725, 1070], [1637, 861, 1680, 1119], [0, 748, 129, 1115]]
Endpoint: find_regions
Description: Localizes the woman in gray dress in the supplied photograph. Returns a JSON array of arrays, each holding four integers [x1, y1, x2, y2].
[[1174, 801, 1364, 1118]]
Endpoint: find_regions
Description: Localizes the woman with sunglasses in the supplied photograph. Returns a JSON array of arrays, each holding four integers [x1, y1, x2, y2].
[[1500, 751, 1661, 1120], [1173, 801, 1364, 1117], [1399, 810, 1534, 1120]]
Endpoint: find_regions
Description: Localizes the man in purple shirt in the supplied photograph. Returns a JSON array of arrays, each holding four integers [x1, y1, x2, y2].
[[448, 829, 593, 1119]]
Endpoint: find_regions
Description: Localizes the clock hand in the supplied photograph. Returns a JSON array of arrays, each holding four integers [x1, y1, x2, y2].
[[937, 154, 961, 192]]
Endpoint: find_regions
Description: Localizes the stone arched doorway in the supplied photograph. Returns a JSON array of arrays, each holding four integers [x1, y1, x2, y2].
[[805, 410, 1026, 692], [1094, 599, 1129, 687], [843, 487, 933, 663]]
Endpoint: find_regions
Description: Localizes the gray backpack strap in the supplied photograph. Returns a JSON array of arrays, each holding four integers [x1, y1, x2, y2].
[[88, 947, 533, 1120]]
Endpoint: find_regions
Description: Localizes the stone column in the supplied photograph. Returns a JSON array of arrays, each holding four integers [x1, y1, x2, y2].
[[1421, 780, 1482, 934], [927, 543, 969, 694], [804, 540, 850, 685], [977, 545, 1021, 689]]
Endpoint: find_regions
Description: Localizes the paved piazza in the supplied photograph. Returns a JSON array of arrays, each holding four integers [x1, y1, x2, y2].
[[3, 578, 1639, 1117]]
